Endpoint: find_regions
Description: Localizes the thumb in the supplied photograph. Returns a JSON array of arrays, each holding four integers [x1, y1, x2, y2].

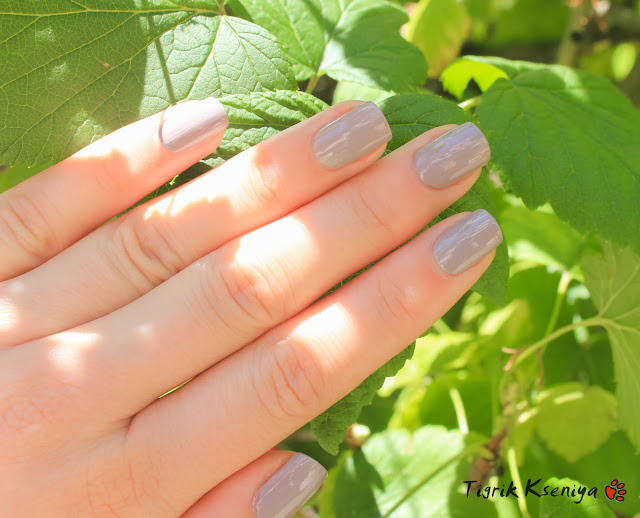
[[182, 450, 327, 518]]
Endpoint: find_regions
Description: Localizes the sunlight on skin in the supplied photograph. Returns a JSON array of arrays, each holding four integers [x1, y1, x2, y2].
[[0, 280, 25, 333], [48, 331, 103, 378]]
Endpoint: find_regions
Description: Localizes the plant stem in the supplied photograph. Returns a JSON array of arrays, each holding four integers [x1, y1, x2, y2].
[[305, 74, 321, 94], [216, 0, 227, 15], [458, 96, 482, 111], [380, 442, 485, 518], [513, 316, 605, 368], [506, 442, 530, 518], [449, 387, 469, 434], [544, 270, 573, 337]]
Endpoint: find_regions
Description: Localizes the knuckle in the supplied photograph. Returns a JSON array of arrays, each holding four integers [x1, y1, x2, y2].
[[374, 274, 420, 326], [247, 144, 286, 207], [216, 256, 285, 325], [259, 338, 325, 420], [112, 214, 185, 288], [92, 153, 132, 194], [0, 190, 60, 262], [352, 184, 396, 241]]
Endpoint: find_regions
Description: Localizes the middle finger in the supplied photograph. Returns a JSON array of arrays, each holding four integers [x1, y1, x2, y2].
[[16, 122, 490, 424]]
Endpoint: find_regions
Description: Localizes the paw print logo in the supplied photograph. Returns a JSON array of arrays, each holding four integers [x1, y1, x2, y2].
[[605, 479, 627, 502]]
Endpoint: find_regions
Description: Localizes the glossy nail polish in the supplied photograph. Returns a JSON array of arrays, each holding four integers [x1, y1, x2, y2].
[[415, 122, 490, 189], [159, 98, 228, 153], [433, 209, 502, 275], [313, 101, 392, 169], [253, 453, 327, 518]]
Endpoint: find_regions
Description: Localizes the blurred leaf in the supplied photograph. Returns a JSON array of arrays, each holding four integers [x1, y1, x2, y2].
[[406, 0, 471, 77], [319, 426, 495, 518], [391, 372, 494, 437], [379, 332, 476, 396], [441, 58, 509, 99], [311, 343, 415, 455], [583, 241, 640, 450], [486, 0, 569, 47], [477, 61, 640, 255], [380, 93, 510, 305], [332, 81, 395, 104], [500, 205, 583, 270], [231, 0, 428, 90], [612, 42, 637, 82], [534, 383, 618, 463], [538, 477, 615, 518]]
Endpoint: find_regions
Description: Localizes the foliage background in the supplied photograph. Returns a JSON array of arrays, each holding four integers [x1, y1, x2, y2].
[[1, 0, 640, 516]]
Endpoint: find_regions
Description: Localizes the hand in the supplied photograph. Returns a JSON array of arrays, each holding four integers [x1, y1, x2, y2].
[[0, 98, 501, 517]]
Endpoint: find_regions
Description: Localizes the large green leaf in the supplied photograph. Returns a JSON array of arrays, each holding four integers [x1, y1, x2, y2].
[[310, 343, 415, 455], [406, 0, 471, 77], [318, 426, 494, 518], [230, 0, 428, 90], [0, 1, 296, 167], [583, 240, 640, 450], [379, 93, 509, 305], [476, 61, 640, 255]]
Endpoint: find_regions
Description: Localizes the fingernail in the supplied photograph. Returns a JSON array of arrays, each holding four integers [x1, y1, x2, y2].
[[159, 98, 228, 153], [433, 209, 502, 275], [253, 453, 327, 518], [313, 101, 392, 169], [415, 122, 490, 189]]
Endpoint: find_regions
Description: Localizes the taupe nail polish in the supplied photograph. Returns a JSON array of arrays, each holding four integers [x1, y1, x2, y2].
[[433, 209, 503, 275], [415, 122, 490, 189], [159, 98, 228, 153], [313, 101, 392, 169], [253, 453, 327, 518]]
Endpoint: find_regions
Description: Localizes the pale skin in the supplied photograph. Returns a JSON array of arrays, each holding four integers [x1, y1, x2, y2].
[[0, 100, 495, 517]]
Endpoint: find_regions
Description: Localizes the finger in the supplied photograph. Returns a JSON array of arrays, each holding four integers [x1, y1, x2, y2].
[[127, 210, 502, 512], [2, 101, 391, 345], [182, 451, 326, 518], [0, 98, 228, 279], [12, 123, 488, 421]]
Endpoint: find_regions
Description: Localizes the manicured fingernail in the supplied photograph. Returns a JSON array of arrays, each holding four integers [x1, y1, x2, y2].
[[253, 453, 327, 518], [313, 101, 392, 169], [433, 209, 502, 275], [415, 122, 490, 189], [159, 98, 228, 153]]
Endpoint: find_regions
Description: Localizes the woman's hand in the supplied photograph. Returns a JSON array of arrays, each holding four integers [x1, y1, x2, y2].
[[0, 98, 501, 517]]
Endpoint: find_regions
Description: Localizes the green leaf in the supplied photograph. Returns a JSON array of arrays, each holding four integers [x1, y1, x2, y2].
[[310, 343, 415, 455], [476, 61, 640, 255], [380, 92, 509, 305], [230, 0, 428, 91], [0, 2, 296, 167], [441, 58, 509, 100], [538, 478, 615, 518], [406, 0, 471, 77], [501, 205, 584, 270], [206, 90, 328, 166], [318, 426, 494, 518], [583, 240, 640, 450], [533, 383, 618, 463]]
